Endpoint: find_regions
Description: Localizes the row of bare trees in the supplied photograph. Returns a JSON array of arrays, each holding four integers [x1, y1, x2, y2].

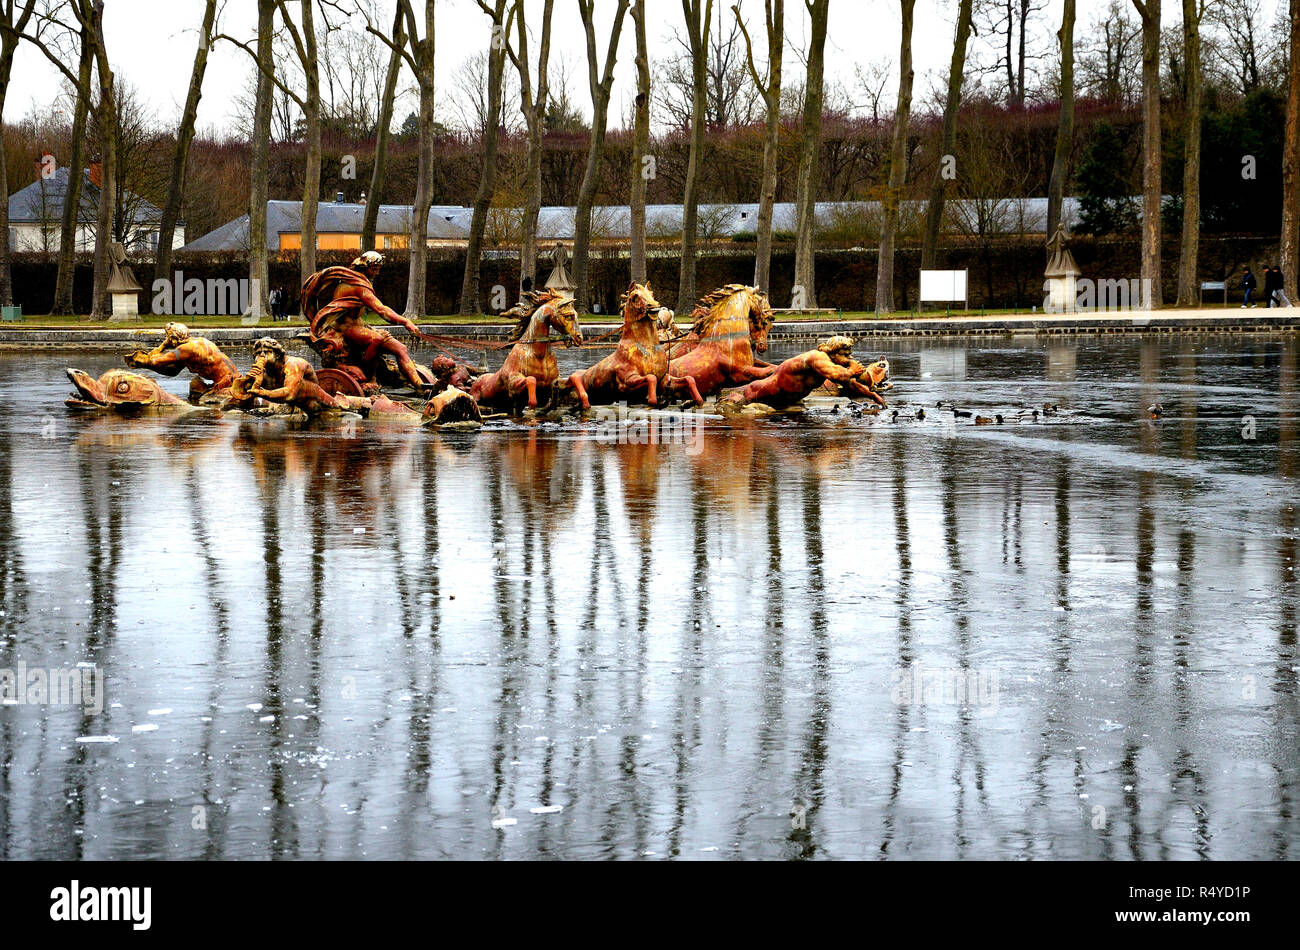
[[5, 0, 1300, 317]]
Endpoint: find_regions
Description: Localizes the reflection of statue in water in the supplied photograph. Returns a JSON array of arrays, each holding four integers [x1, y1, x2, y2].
[[300, 251, 435, 393], [125, 322, 239, 403]]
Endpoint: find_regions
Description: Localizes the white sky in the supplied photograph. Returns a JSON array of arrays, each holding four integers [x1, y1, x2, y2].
[[1, 0, 1242, 136]]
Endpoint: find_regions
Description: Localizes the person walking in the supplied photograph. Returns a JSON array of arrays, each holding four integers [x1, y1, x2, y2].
[[1274, 265, 1294, 307], [1242, 267, 1257, 307]]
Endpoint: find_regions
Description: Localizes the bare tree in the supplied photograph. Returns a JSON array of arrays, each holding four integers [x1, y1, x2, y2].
[[876, 0, 915, 314], [459, 0, 509, 314], [154, 0, 216, 285], [572, 0, 630, 313], [920, 0, 974, 271], [502, 0, 554, 288], [1204, 0, 1283, 95], [1284, 0, 1300, 295], [1131, 0, 1162, 307], [657, 1, 756, 130], [792, 0, 830, 309], [1046, 0, 1075, 240], [1176, 0, 1204, 307], [367, 0, 435, 319], [362, 3, 404, 252], [629, 0, 650, 284], [247, 0, 275, 319], [979, 0, 1048, 107], [734, 0, 783, 293], [0, 0, 38, 307], [1078, 0, 1140, 104], [85, 0, 115, 320], [220, 1, 326, 282], [853, 59, 892, 124], [13, 0, 93, 314], [676, 0, 712, 313]]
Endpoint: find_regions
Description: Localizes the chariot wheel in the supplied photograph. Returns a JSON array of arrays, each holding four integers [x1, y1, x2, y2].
[[315, 368, 366, 397]]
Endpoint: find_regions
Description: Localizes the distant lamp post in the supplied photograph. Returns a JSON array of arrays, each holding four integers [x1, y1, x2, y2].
[[1044, 223, 1080, 314]]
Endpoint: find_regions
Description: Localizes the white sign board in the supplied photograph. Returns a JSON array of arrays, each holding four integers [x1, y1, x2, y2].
[[919, 269, 969, 305]]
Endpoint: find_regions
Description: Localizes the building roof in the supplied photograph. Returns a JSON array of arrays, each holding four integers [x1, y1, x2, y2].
[[179, 199, 472, 251], [7, 166, 169, 227], [180, 196, 1087, 252]]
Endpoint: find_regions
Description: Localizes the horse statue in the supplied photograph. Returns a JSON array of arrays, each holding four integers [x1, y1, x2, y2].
[[471, 289, 583, 411], [567, 282, 703, 409], [663, 284, 776, 399]]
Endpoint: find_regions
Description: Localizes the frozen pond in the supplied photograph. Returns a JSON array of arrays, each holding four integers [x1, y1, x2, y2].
[[0, 333, 1297, 859]]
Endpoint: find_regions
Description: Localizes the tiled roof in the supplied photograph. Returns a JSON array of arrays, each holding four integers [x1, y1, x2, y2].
[[7, 166, 168, 226]]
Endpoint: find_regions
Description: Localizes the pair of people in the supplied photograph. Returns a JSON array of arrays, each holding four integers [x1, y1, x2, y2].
[[1262, 266, 1293, 308], [267, 287, 291, 321], [1242, 266, 1293, 308]]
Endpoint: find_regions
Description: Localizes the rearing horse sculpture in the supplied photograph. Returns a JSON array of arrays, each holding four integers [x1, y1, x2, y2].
[[664, 284, 776, 399], [471, 290, 583, 411], [568, 283, 703, 409]]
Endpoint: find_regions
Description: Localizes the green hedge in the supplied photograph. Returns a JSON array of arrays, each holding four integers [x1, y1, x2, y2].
[[8, 235, 1281, 316]]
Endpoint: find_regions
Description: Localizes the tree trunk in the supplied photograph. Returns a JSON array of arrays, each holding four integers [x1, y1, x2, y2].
[[248, 0, 275, 321], [88, 2, 116, 321], [751, 0, 783, 294], [572, 0, 629, 313], [1176, 0, 1202, 307], [510, 0, 552, 290], [0, 138, 9, 308], [404, 0, 436, 321], [676, 0, 712, 313], [1046, 0, 1075, 241], [459, 0, 508, 314], [920, 0, 973, 271], [52, 21, 94, 315], [154, 0, 216, 286], [876, 0, 915, 314], [362, 7, 405, 252], [629, 0, 650, 285], [1132, 0, 1162, 308], [0, 0, 37, 308], [298, 0, 321, 283], [792, 0, 829, 309], [0, 36, 18, 307], [1284, 0, 1300, 296]]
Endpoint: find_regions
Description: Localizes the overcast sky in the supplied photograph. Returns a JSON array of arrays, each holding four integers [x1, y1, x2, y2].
[[1, 0, 1253, 137]]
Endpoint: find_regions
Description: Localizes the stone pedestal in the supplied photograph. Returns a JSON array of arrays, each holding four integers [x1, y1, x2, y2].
[[1046, 275, 1077, 314], [109, 292, 140, 322]]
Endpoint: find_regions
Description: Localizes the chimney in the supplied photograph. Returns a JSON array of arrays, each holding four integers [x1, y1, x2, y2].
[[89, 161, 103, 189]]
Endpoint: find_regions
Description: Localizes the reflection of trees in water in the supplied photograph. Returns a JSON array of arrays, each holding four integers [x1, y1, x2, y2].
[[937, 439, 990, 857], [185, 464, 233, 860], [63, 449, 130, 859], [731, 441, 788, 850], [1272, 338, 1297, 858], [253, 440, 299, 857], [788, 462, 831, 860], [667, 462, 710, 859], [0, 415, 25, 858], [882, 430, 914, 858]]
